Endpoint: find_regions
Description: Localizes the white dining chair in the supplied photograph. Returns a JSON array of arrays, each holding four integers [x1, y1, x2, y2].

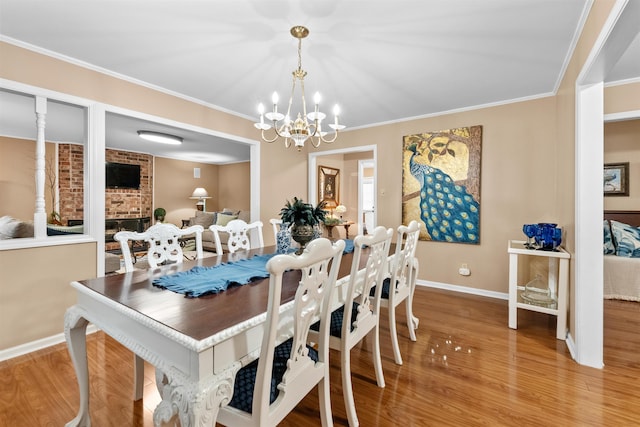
[[210, 219, 264, 254], [217, 238, 345, 427], [114, 223, 204, 272], [310, 226, 393, 427], [113, 222, 204, 400], [377, 220, 421, 365]]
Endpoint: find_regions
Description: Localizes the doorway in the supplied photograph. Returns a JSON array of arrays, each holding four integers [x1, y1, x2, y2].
[[309, 145, 377, 238], [359, 160, 375, 235]]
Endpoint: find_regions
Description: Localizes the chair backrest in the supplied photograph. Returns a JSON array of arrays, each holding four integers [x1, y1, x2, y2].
[[114, 223, 204, 272], [388, 220, 421, 296], [344, 226, 393, 336], [251, 238, 345, 422], [210, 219, 264, 254]]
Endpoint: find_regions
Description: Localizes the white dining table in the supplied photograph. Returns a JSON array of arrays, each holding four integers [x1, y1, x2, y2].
[[64, 245, 367, 426]]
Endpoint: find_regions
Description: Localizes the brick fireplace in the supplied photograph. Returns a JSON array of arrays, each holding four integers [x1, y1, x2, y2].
[[58, 145, 154, 250]]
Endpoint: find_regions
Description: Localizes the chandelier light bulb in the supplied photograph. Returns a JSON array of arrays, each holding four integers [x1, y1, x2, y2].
[[258, 103, 265, 114], [272, 92, 279, 104], [314, 92, 321, 105]]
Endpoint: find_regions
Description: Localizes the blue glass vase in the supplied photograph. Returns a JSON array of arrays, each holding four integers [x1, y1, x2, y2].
[[535, 223, 562, 251]]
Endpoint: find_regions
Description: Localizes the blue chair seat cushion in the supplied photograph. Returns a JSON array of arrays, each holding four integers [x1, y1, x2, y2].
[[227, 337, 318, 413], [310, 301, 360, 338], [370, 277, 392, 299]]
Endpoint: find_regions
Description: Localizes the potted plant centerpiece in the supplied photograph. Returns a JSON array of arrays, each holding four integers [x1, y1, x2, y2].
[[154, 207, 166, 223], [280, 197, 326, 254]]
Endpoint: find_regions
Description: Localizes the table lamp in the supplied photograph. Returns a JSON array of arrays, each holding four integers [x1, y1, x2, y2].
[[335, 205, 347, 220], [190, 187, 212, 211]]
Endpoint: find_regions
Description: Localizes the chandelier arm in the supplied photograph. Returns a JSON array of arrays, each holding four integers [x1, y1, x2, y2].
[[318, 131, 339, 144], [261, 128, 282, 144], [271, 123, 289, 140]]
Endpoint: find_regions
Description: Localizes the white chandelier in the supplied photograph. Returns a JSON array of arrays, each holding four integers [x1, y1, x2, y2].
[[254, 26, 345, 151]]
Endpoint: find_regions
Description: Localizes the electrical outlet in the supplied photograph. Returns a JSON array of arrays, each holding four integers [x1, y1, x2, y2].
[[458, 263, 470, 276]]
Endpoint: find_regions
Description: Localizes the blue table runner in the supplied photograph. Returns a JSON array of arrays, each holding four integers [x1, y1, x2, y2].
[[153, 240, 354, 298]]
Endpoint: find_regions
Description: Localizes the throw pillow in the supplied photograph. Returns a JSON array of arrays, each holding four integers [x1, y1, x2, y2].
[[193, 211, 216, 228], [610, 220, 640, 258], [223, 208, 241, 215], [0, 216, 18, 240], [603, 220, 616, 255], [216, 213, 238, 226]]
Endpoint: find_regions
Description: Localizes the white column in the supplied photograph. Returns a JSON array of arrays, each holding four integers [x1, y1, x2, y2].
[[34, 96, 47, 238]]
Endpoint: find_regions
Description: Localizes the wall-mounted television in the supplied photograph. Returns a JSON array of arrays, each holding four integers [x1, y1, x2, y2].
[[106, 162, 141, 189]]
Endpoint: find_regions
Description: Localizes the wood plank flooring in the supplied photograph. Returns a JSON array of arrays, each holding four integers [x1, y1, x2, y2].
[[1, 287, 639, 426]]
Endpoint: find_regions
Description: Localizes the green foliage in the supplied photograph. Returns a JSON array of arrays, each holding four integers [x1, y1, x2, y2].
[[280, 197, 326, 226], [323, 217, 341, 226], [154, 207, 166, 219]]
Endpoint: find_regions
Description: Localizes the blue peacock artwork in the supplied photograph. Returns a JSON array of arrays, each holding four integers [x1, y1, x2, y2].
[[402, 126, 482, 244]]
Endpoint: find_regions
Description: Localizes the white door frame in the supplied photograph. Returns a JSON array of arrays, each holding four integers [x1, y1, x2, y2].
[[358, 159, 375, 235], [573, 0, 638, 368]]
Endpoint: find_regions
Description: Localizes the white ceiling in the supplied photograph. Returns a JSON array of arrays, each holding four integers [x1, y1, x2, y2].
[[1, 0, 638, 164]]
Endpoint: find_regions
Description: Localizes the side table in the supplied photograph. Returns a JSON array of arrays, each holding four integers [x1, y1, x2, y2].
[[507, 240, 571, 340], [324, 221, 355, 240]]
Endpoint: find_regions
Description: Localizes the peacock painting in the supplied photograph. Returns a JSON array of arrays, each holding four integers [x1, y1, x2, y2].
[[402, 126, 482, 244]]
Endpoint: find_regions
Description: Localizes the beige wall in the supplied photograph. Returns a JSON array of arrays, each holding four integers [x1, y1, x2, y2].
[[154, 157, 219, 225], [0, 137, 57, 221], [0, 242, 96, 349], [218, 161, 250, 213], [322, 98, 559, 291], [604, 119, 640, 210], [605, 81, 640, 114]]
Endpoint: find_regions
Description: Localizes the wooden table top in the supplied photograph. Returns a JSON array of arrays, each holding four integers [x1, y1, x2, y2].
[[76, 245, 360, 342]]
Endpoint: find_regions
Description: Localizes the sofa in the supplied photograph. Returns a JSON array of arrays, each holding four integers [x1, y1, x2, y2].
[[188, 208, 251, 253]]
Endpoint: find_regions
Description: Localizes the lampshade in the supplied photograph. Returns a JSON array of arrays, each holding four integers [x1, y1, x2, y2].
[[190, 187, 211, 199], [335, 205, 347, 213]]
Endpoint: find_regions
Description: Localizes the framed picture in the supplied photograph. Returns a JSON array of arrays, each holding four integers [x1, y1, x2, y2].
[[402, 125, 482, 244], [604, 162, 629, 196], [318, 165, 340, 208]]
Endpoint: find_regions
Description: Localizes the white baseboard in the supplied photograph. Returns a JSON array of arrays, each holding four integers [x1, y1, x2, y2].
[[417, 279, 509, 301], [0, 324, 99, 362]]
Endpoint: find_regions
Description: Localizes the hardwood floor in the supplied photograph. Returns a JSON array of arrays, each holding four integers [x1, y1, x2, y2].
[[1, 287, 639, 426]]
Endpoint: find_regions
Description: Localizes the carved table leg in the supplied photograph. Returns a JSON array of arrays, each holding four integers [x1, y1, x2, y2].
[[64, 306, 91, 427], [153, 363, 241, 427]]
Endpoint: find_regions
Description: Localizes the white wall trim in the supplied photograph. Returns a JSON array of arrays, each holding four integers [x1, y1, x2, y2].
[[0, 36, 255, 123], [416, 279, 508, 301], [604, 110, 640, 122], [572, 0, 637, 369], [0, 325, 98, 362]]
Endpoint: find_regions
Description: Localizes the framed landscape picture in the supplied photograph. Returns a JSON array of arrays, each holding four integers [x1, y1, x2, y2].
[[604, 162, 629, 196]]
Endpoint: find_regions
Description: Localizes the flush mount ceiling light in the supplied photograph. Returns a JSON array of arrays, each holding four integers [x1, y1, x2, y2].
[[137, 130, 183, 145], [255, 25, 345, 151]]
